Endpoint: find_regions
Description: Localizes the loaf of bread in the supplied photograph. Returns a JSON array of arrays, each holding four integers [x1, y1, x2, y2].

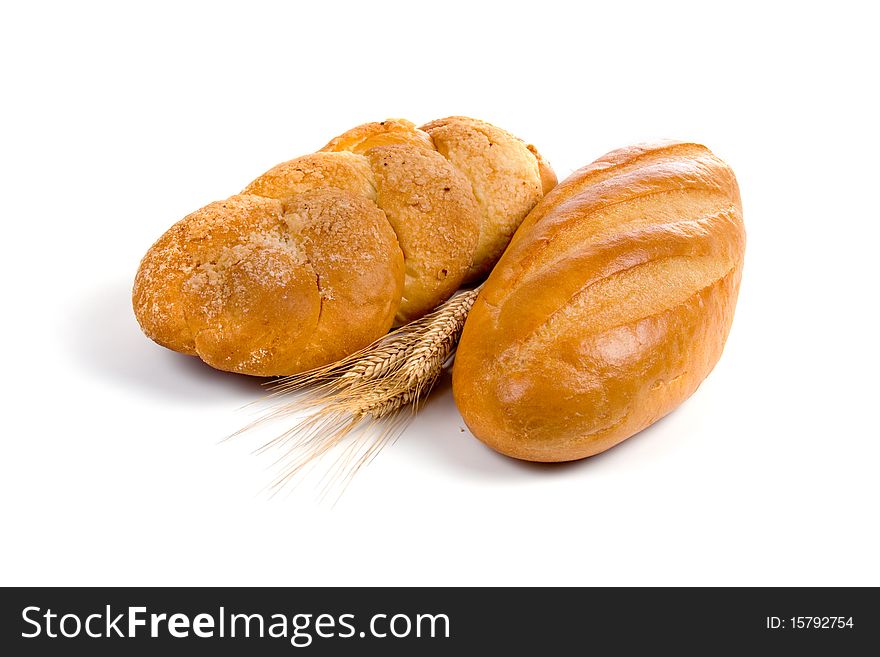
[[133, 117, 555, 376], [452, 141, 745, 462]]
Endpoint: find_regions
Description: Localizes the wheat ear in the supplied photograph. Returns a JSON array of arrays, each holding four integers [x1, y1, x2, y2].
[[238, 285, 481, 497]]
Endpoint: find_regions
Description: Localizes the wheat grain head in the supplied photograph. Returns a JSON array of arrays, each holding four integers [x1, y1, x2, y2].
[[238, 286, 481, 498]]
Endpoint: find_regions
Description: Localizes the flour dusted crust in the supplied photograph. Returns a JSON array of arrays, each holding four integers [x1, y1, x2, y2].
[[133, 116, 555, 375], [133, 194, 289, 357], [242, 151, 376, 204], [320, 118, 435, 155], [281, 189, 405, 369], [133, 192, 402, 376], [453, 142, 746, 462], [365, 145, 479, 323], [420, 117, 548, 281]]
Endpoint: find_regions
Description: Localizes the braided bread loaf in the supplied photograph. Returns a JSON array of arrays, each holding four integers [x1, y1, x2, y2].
[[133, 117, 556, 376]]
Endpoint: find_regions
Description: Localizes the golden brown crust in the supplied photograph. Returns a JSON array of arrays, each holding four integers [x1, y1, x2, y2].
[[421, 116, 546, 281], [527, 143, 558, 195], [133, 194, 287, 357], [133, 193, 403, 376], [133, 116, 554, 376], [183, 242, 322, 376], [242, 151, 376, 204], [282, 189, 405, 369], [452, 142, 745, 462], [365, 144, 479, 324], [321, 118, 434, 155]]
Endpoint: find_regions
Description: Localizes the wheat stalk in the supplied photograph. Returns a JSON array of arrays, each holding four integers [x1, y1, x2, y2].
[[238, 285, 481, 498]]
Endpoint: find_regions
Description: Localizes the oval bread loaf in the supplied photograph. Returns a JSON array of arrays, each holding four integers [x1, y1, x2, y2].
[[452, 141, 745, 462], [133, 117, 555, 376]]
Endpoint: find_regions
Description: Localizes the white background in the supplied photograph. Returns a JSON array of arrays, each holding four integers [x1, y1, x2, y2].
[[1, 1, 877, 586]]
